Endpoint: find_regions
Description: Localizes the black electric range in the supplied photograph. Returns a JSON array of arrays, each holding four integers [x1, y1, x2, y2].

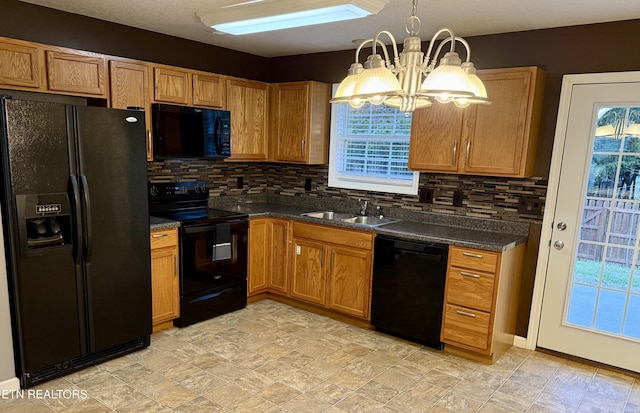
[[149, 181, 248, 327]]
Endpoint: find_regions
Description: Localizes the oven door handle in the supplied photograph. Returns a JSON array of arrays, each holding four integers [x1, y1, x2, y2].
[[183, 220, 245, 234]]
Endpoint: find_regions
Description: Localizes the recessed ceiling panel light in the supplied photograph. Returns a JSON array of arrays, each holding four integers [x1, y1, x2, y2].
[[198, 0, 389, 35]]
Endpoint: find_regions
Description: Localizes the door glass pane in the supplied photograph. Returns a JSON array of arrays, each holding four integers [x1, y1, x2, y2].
[[567, 105, 640, 341]]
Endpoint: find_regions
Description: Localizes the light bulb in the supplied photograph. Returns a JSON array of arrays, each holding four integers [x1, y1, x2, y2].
[[369, 95, 386, 105], [436, 93, 452, 104], [454, 98, 471, 108], [349, 98, 365, 108]]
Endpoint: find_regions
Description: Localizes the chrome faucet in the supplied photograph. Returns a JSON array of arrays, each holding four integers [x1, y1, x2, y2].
[[358, 198, 368, 216]]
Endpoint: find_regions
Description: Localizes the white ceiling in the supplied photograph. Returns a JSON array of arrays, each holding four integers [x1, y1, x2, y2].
[[19, 0, 640, 58]]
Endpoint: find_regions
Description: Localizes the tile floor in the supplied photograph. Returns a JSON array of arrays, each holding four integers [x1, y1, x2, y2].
[[1, 299, 639, 413]]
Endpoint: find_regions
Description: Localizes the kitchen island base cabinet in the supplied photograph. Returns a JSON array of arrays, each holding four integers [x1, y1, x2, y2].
[[441, 244, 525, 363], [150, 228, 179, 332]]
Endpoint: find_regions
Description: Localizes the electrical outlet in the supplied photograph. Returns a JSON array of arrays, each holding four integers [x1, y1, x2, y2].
[[304, 178, 312, 191], [419, 188, 433, 203], [237, 177, 243, 189], [453, 190, 464, 207], [518, 197, 543, 215]]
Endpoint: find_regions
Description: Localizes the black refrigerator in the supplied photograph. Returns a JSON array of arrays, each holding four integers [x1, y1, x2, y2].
[[0, 97, 152, 388]]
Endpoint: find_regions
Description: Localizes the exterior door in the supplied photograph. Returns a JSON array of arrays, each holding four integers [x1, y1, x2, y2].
[[537, 78, 640, 372]]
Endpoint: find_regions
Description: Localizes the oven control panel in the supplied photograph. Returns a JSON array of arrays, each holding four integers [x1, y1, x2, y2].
[[148, 181, 209, 200]]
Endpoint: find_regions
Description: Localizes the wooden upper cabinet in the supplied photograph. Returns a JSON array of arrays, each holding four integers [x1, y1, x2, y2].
[[153, 66, 190, 105], [409, 66, 546, 177], [409, 102, 466, 171], [270, 81, 330, 164], [0, 37, 41, 89], [192, 72, 226, 108], [226, 77, 269, 161], [45, 50, 106, 97], [109, 59, 153, 160], [463, 67, 545, 176]]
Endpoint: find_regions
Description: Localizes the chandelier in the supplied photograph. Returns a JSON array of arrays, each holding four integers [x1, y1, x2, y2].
[[330, 0, 490, 112]]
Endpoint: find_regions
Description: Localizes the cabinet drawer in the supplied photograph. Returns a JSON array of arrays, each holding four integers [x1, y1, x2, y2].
[[449, 246, 498, 273], [446, 268, 495, 312], [150, 228, 178, 249], [293, 222, 373, 250], [442, 304, 491, 351]]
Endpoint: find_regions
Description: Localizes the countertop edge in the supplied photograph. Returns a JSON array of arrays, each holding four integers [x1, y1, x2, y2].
[[229, 207, 526, 252]]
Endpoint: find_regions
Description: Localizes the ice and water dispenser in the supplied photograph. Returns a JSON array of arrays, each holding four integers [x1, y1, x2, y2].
[[16, 193, 71, 252]]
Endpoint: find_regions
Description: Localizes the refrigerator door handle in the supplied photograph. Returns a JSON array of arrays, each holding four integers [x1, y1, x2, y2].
[[70, 175, 83, 264], [80, 174, 93, 263]]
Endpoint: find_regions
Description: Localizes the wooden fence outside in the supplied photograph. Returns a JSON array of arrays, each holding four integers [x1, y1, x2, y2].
[[579, 199, 640, 265]]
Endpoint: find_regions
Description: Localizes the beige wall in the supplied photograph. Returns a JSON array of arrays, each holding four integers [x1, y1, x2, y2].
[[0, 211, 16, 384]]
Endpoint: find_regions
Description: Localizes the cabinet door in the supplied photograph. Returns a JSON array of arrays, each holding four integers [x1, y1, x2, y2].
[[150, 247, 179, 325], [109, 60, 153, 160], [248, 218, 268, 295], [273, 83, 308, 163], [326, 245, 372, 319], [154, 67, 190, 105], [0, 39, 41, 89], [226, 78, 269, 161], [291, 237, 326, 305], [408, 103, 465, 171], [46, 50, 106, 96], [269, 219, 289, 294], [193, 73, 226, 108], [463, 68, 542, 176]]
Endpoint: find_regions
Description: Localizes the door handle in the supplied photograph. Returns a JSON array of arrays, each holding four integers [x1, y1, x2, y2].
[[301, 137, 306, 159], [330, 249, 335, 270], [456, 310, 476, 318], [554, 240, 565, 250], [452, 140, 457, 165], [80, 174, 93, 263], [465, 141, 471, 165], [70, 175, 83, 264]]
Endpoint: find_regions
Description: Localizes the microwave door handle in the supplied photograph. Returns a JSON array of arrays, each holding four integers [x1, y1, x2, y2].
[[214, 116, 223, 155]]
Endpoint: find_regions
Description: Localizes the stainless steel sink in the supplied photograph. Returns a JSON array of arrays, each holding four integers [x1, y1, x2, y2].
[[301, 211, 355, 220], [341, 216, 398, 226]]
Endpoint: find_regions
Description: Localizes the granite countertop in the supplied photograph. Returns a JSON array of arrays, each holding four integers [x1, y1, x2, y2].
[[214, 202, 526, 252], [150, 216, 181, 231]]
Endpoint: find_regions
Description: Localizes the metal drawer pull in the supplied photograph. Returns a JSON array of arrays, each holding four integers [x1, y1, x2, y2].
[[462, 252, 483, 258], [456, 310, 476, 318], [452, 141, 457, 165], [460, 271, 481, 278], [152, 233, 169, 238]]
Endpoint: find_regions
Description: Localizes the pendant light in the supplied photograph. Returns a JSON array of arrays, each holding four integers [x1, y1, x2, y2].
[[331, 0, 490, 112]]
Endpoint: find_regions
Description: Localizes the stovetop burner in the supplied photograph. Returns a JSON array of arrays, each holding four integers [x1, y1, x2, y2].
[[148, 181, 247, 224]]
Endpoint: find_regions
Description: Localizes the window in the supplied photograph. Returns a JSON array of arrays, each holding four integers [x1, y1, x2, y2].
[[329, 88, 419, 195]]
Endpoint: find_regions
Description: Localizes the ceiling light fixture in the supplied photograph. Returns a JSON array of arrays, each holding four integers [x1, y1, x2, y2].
[[331, 0, 490, 112], [198, 0, 389, 36]]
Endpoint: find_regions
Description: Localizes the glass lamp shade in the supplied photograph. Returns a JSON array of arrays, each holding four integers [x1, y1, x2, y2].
[[420, 52, 475, 103], [453, 61, 490, 108], [330, 63, 363, 105], [595, 124, 616, 137], [351, 54, 402, 105], [624, 123, 640, 137]]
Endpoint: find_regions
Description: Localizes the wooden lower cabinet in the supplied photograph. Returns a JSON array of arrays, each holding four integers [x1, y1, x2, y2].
[[291, 222, 375, 320], [441, 244, 525, 362], [291, 237, 326, 305], [248, 218, 290, 295], [248, 219, 375, 320], [326, 245, 372, 318], [150, 228, 179, 330]]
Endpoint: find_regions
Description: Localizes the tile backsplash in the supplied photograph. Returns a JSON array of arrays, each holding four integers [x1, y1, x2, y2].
[[148, 159, 547, 223]]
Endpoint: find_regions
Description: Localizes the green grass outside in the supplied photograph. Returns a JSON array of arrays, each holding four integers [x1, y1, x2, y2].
[[574, 259, 640, 292]]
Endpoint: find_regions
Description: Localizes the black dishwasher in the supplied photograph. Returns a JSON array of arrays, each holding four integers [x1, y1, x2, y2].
[[371, 236, 448, 349]]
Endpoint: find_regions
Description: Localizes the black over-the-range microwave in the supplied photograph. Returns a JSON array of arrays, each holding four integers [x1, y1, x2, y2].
[[152, 103, 231, 159]]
